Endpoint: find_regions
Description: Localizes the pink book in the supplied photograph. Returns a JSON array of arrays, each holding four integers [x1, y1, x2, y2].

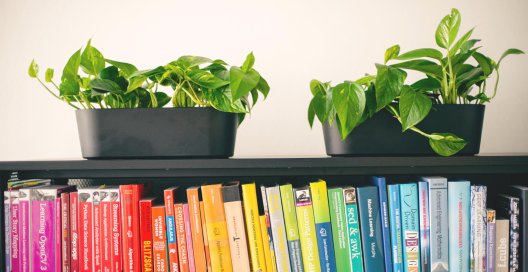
[[93, 190, 102, 272], [61, 192, 70, 272], [183, 204, 196, 272], [55, 194, 62, 272], [19, 188, 31, 272], [11, 190, 21, 272], [70, 192, 79, 272], [108, 188, 121, 272]]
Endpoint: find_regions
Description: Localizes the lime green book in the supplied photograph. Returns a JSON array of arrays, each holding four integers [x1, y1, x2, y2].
[[327, 187, 351, 272], [294, 186, 321, 272], [309, 180, 337, 271], [280, 184, 304, 272]]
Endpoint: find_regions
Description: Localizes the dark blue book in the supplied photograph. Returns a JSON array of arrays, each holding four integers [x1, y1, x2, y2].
[[357, 186, 385, 271], [371, 176, 393, 272]]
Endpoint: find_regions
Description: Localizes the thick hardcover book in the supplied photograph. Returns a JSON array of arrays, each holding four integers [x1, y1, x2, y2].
[[448, 181, 470, 272], [241, 183, 266, 272], [267, 185, 292, 272], [11, 190, 20, 272], [186, 187, 207, 272], [152, 205, 169, 272], [294, 186, 321, 272], [387, 184, 403, 272], [164, 187, 181, 272], [399, 183, 421, 272], [119, 184, 144, 272], [70, 192, 79, 272], [20, 188, 31, 272], [357, 186, 384, 271], [93, 189, 103, 272], [279, 184, 304, 272], [61, 192, 71, 272], [183, 204, 196, 272], [139, 198, 156, 272], [108, 188, 121, 272], [202, 184, 233, 272], [78, 187, 96, 272], [486, 209, 496, 272], [309, 180, 337, 272], [496, 194, 520, 272], [199, 201, 212, 272], [260, 215, 275, 272], [371, 176, 393, 272], [327, 187, 351, 272], [175, 203, 190, 272], [343, 187, 364, 272], [222, 182, 251, 271], [506, 185, 528, 271], [494, 218, 510, 272], [470, 185, 487, 272], [421, 177, 448, 272], [417, 181, 429, 272], [4, 191, 11, 272]]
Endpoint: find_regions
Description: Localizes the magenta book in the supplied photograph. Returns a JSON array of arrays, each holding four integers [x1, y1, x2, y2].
[[19, 188, 31, 272], [11, 190, 21, 272]]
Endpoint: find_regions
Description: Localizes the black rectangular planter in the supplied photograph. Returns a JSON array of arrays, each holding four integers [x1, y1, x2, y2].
[[323, 104, 485, 156], [76, 108, 238, 159]]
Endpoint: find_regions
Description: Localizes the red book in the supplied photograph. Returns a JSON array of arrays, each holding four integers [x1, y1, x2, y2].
[[100, 188, 117, 272], [174, 203, 189, 272], [108, 188, 122, 272], [120, 184, 144, 272], [164, 187, 180, 272], [152, 206, 169, 272], [78, 188, 96, 272], [70, 192, 80, 272], [61, 192, 71, 272], [140, 198, 156, 272], [93, 190, 103, 272]]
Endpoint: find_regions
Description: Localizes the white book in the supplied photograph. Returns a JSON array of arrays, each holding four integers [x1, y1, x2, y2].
[[266, 186, 292, 272]]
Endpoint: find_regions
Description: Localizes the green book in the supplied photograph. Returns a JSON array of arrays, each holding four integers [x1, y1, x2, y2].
[[344, 187, 364, 272], [280, 184, 305, 272], [328, 187, 352, 272], [294, 186, 321, 272]]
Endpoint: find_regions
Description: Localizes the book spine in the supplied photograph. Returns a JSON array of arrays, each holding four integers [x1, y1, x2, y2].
[[93, 191, 102, 272], [186, 188, 207, 272], [70, 192, 79, 272], [260, 186, 277, 272], [55, 195, 62, 272], [357, 186, 385, 271], [20, 189, 31, 272], [371, 177, 393, 272], [202, 184, 233, 272], [279, 184, 304, 272], [417, 181, 430, 272], [470, 185, 487, 272], [486, 209, 496, 272], [422, 177, 448, 272], [497, 196, 520, 272], [120, 184, 143, 272], [241, 183, 266, 272], [223, 183, 251, 271], [294, 187, 321, 272], [387, 185, 403, 272], [175, 203, 189, 272], [448, 181, 470, 272], [164, 188, 180, 272], [12, 191, 20, 272], [152, 206, 169, 272], [399, 183, 421, 272], [183, 204, 196, 272], [139, 199, 154, 272], [61, 192, 71, 272], [109, 189, 121, 272], [327, 188, 351, 272], [343, 187, 364, 272], [494, 218, 509, 272], [507, 185, 528, 272], [266, 186, 292, 272], [78, 189, 93, 272], [5, 191, 11, 272], [31, 190, 56, 272], [309, 180, 337, 272], [199, 201, 212, 272], [100, 190, 111, 272], [260, 215, 275, 272]]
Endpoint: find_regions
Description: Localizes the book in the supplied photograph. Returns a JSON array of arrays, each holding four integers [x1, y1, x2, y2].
[[294, 186, 321, 272], [164, 187, 181, 272], [279, 184, 304, 272], [186, 187, 207, 272], [506, 185, 528, 270], [260, 215, 275, 272], [202, 184, 233, 272], [199, 201, 212, 272], [152, 205, 169, 272], [417, 181, 429, 272], [421, 177, 448, 272], [486, 209, 496, 272], [309, 180, 337, 272], [448, 181, 470, 272], [140, 198, 156, 272], [241, 183, 267, 272], [470, 185, 487, 272], [183, 204, 196, 272], [61, 192, 71, 272], [93, 190, 103, 272], [120, 184, 144, 272], [223, 182, 251, 271], [70, 191, 79, 272], [399, 183, 421, 272], [327, 187, 351, 272], [175, 203, 189, 272], [357, 186, 384, 271], [387, 184, 403, 272], [260, 185, 278, 272], [19, 188, 32, 272], [4, 190, 11, 272], [343, 187, 364, 272], [99, 187, 117, 272], [494, 218, 509, 272], [495, 194, 520, 272], [108, 188, 121, 272], [371, 176, 393, 272], [78, 187, 96, 272], [11, 190, 20, 272], [267, 185, 292, 272]]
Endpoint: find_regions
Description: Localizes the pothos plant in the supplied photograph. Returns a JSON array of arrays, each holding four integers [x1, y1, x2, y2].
[[29, 40, 269, 124], [308, 8, 524, 156]]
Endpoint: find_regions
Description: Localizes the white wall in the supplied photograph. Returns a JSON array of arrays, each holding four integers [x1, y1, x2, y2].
[[1, 0, 527, 160]]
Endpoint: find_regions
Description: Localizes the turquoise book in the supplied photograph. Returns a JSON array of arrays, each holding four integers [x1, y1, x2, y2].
[[356, 186, 384, 271], [388, 184, 404, 272], [343, 187, 364, 272], [399, 183, 421, 272], [327, 187, 351, 272], [448, 181, 470, 272], [371, 176, 393, 272]]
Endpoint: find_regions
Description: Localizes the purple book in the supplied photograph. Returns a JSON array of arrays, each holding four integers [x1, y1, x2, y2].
[[486, 209, 496, 272], [19, 189, 31, 272]]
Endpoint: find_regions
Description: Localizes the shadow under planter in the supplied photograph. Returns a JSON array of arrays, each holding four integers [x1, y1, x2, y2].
[[324, 104, 485, 156]]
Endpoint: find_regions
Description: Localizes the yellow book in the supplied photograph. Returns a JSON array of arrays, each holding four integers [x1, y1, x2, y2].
[[260, 215, 275, 272], [242, 183, 267, 272], [294, 187, 321, 272], [201, 184, 233, 272]]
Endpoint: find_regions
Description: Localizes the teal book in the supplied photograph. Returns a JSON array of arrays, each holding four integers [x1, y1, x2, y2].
[[400, 183, 421, 272], [327, 187, 351, 272], [388, 184, 403, 272], [357, 186, 385, 271], [343, 187, 364, 272], [448, 181, 470, 272]]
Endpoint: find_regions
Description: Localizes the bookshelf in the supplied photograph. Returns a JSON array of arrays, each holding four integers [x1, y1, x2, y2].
[[1, 155, 528, 270]]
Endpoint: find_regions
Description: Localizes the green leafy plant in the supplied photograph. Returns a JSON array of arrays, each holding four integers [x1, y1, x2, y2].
[[308, 8, 524, 156], [29, 40, 269, 123]]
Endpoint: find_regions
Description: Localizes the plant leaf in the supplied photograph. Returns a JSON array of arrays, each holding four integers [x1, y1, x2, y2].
[[396, 48, 443, 61], [428, 132, 467, 156], [45, 68, 54, 82], [472, 52, 493, 76], [460, 39, 480, 53], [61, 49, 82, 81], [391, 60, 443, 79], [308, 99, 316, 127], [174, 56, 212, 69], [310, 91, 327, 124], [154, 92, 171, 108], [80, 39, 105, 76], [332, 81, 366, 139], [310, 79, 326, 96], [384, 45, 400, 64], [435, 8, 460, 49], [375, 64, 406, 111], [355, 74, 376, 86], [241, 52, 255, 72], [105, 59, 138, 78], [455, 67, 483, 89], [90, 78, 123, 94], [28, 60, 39, 78], [411, 78, 441, 92], [129, 66, 166, 79], [204, 88, 247, 113], [256, 75, 270, 98], [449, 28, 474, 56], [59, 78, 80, 96], [498, 48, 525, 67], [188, 69, 229, 89], [399, 86, 432, 131], [230, 66, 260, 101]]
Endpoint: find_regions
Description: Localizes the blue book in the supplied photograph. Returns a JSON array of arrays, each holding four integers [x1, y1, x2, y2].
[[310, 180, 337, 272], [356, 186, 384, 271], [371, 176, 393, 272], [388, 185, 404, 272], [418, 181, 430, 272], [400, 183, 421, 272], [448, 181, 470, 272]]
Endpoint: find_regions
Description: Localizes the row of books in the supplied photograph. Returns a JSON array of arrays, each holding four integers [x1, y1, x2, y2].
[[3, 177, 527, 272]]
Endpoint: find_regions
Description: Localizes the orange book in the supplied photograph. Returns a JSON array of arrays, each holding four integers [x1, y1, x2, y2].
[[201, 184, 233, 272], [186, 187, 207, 272], [174, 203, 189, 272], [200, 201, 212, 272], [152, 206, 169, 272]]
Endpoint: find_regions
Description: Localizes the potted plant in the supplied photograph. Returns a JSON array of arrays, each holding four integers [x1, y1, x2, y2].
[[308, 8, 524, 156], [29, 40, 269, 158]]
